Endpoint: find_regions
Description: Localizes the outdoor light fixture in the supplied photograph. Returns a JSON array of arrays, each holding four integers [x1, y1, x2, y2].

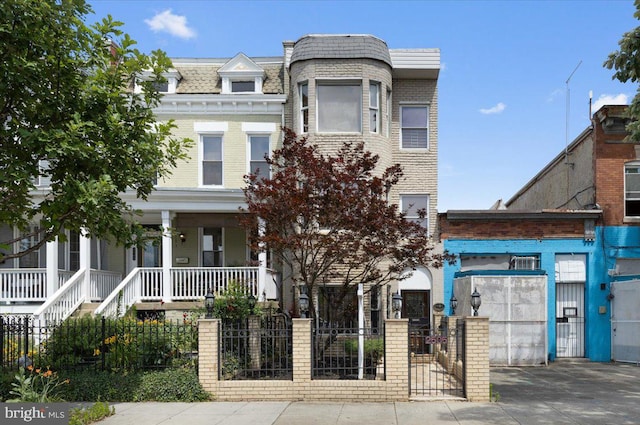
[[204, 288, 215, 319], [450, 295, 458, 315], [299, 291, 309, 318], [471, 288, 481, 316], [392, 291, 402, 319], [248, 293, 257, 314], [179, 232, 186, 244]]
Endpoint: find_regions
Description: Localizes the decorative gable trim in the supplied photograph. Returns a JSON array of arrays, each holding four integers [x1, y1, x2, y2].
[[218, 53, 265, 94]]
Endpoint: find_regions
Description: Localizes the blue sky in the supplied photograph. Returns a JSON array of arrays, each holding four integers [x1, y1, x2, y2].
[[88, 0, 637, 211]]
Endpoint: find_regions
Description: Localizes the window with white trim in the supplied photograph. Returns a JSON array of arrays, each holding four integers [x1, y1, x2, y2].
[[231, 80, 256, 93], [32, 160, 51, 187], [369, 82, 380, 134], [385, 89, 392, 137], [202, 135, 223, 186], [317, 81, 361, 133], [202, 227, 223, 267], [625, 162, 640, 217], [299, 82, 309, 133], [401, 105, 429, 149], [400, 194, 429, 229], [249, 135, 270, 181]]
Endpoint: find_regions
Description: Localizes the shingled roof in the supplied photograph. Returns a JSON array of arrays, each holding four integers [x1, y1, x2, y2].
[[290, 34, 392, 67]]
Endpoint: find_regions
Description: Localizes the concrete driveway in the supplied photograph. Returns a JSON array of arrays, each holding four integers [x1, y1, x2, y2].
[[490, 360, 640, 424]]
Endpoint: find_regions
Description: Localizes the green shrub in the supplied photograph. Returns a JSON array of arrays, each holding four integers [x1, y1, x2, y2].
[[56, 368, 211, 402], [213, 281, 260, 321], [69, 401, 115, 425], [132, 368, 212, 402], [343, 337, 384, 360]]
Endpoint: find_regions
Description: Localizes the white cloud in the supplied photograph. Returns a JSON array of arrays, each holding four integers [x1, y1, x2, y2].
[[591, 93, 629, 114], [145, 10, 196, 40], [479, 102, 506, 115]]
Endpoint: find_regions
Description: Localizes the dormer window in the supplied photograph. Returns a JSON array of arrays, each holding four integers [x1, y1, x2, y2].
[[231, 80, 256, 93], [135, 69, 181, 94], [219, 53, 265, 95]]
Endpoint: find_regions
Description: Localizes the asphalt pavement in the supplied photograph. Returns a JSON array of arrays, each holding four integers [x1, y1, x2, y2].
[[99, 361, 640, 425]]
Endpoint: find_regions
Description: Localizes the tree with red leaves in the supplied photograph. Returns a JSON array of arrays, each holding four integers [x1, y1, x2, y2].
[[241, 128, 450, 320]]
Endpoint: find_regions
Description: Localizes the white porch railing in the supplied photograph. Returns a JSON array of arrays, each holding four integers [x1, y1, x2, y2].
[[88, 270, 123, 302], [33, 269, 86, 324], [171, 267, 259, 300], [0, 269, 47, 301], [94, 268, 144, 317]]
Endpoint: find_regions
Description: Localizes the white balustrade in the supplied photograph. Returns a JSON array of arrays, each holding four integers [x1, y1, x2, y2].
[[0, 269, 47, 301], [171, 267, 259, 299], [33, 269, 86, 325], [88, 270, 123, 302], [94, 268, 145, 317]]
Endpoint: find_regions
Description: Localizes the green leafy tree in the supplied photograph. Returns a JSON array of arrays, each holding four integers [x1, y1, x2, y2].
[[604, 0, 640, 140], [241, 128, 451, 319], [0, 0, 191, 261]]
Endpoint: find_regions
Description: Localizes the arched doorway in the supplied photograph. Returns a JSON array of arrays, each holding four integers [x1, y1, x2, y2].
[[399, 267, 433, 328]]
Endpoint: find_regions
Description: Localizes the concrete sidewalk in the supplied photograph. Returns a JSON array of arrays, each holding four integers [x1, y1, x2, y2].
[[100, 362, 640, 425]]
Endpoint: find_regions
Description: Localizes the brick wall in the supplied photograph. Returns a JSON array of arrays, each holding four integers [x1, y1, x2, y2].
[[198, 317, 489, 402], [438, 216, 587, 240]]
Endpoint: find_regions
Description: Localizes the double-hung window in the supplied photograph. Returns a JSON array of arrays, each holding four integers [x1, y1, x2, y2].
[[249, 135, 270, 181], [299, 83, 309, 133], [385, 90, 392, 137], [202, 135, 223, 186], [400, 194, 430, 229], [369, 82, 380, 134], [317, 81, 361, 133], [401, 105, 429, 149], [625, 162, 640, 217]]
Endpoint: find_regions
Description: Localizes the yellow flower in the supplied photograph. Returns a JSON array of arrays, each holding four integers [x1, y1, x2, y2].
[[93, 348, 101, 356]]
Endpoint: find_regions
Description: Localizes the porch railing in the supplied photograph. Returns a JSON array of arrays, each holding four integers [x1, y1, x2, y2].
[[0, 269, 47, 302], [88, 270, 122, 302], [171, 267, 259, 300], [33, 269, 86, 325], [95, 268, 145, 317]]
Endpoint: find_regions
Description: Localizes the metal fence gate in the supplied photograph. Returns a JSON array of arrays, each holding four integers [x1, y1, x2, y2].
[[611, 280, 640, 363], [408, 321, 464, 398]]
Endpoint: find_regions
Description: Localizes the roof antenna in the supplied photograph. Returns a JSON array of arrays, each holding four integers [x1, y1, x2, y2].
[[565, 60, 582, 168]]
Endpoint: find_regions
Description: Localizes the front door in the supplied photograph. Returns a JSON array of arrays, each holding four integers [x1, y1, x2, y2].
[[556, 282, 585, 357], [403, 290, 430, 354]]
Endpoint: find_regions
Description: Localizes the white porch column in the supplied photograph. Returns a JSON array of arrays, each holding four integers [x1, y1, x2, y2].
[[45, 236, 58, 296], [161, 210, 173, 303], [357, 283, 364, 379], [79, 229, 91, 302], [257, 218, 266, 301]]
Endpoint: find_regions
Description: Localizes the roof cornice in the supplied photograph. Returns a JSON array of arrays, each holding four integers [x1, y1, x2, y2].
[[444, 209, 602, 221], [153, 93, 287, 115]]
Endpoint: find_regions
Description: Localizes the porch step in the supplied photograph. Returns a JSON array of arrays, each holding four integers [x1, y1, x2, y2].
[[72, 303, 101, 318]]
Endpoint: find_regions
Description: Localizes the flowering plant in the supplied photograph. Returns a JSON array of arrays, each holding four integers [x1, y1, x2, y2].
[[7, 366, 69, 402]]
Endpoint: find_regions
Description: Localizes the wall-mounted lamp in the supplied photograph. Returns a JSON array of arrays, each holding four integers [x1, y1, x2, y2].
[[392, 291, 403, 319], [450, 295, 458, 315], [471, 288, 481, 316], [204, 287, 215, 319], [179, 232, 186, 244]]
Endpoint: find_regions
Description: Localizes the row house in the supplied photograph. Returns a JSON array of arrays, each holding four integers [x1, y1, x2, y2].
[[439, 104, 636, 364], [1, 35, 442, 331]]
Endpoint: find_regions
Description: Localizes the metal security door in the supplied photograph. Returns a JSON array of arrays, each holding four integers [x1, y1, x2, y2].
[[611, 280, 640, 363], [556, 283, 585, 358]]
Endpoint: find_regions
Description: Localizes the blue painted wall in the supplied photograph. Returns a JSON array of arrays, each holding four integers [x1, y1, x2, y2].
[[443, 233, 612, 362]]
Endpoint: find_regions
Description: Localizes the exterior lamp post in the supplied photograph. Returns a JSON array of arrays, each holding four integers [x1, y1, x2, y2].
[[471, 288, 481, 316], [204, 288, 215, 319], [248, 294, 257, 315], [450, 295, 458, 315], [392, 291, 402, 319], [299, 292, 309, 318]]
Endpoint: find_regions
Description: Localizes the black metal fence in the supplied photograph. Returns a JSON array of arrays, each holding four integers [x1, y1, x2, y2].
[[409, 321, 465, 398], [219, 313, 292, 380], [1, 315, 198, 372], [312, 323, 384, 380]]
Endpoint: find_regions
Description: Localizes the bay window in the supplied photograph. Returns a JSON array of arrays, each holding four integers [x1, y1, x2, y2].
[[369, 82, 380, 133], [317, 81, 361, 133]]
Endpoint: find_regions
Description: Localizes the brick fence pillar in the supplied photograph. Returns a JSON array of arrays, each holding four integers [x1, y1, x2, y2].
[[292, 319, 311, 383], [198, 319, 219, 393], [464, 316, 490, 402], [384, 319, 409, 400]]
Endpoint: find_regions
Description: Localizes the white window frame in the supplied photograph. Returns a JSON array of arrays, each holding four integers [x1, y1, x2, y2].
[[247, 134, 271, 181], [385, 89, 392, 138], [201, 227, 224, 267], [299, 82, 309, 133], [316, 80, 362, 134], [200, 134, 224, 187], [400, 194, 430, 230], [625, 161, 640, 218], [400, 104, 429, 149], [369, 82, 380, 134]]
